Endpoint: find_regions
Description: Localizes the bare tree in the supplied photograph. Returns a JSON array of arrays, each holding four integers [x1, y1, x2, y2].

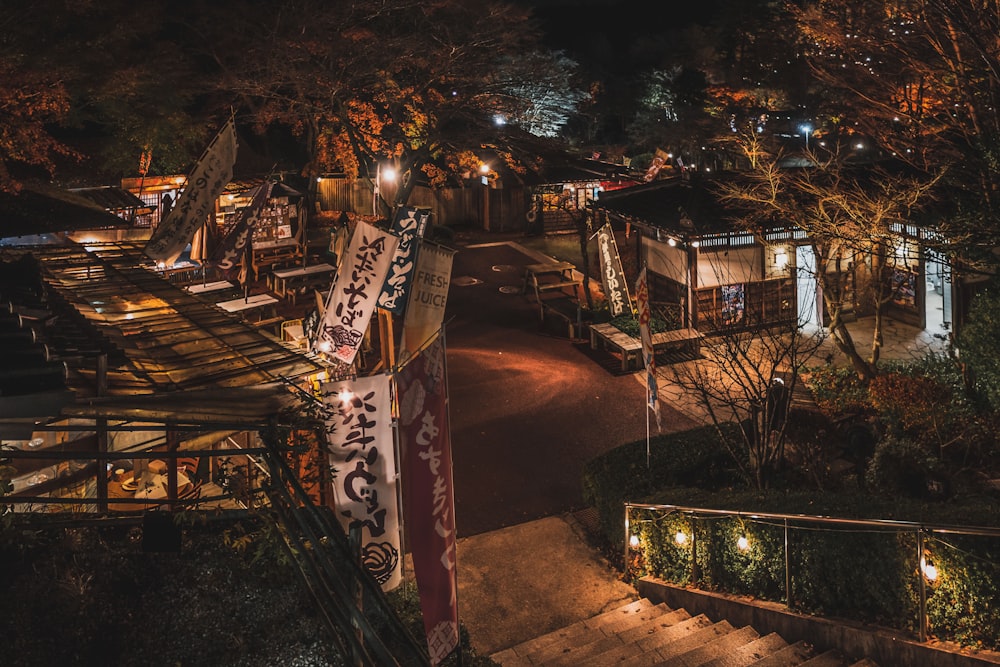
[[795, 0, 1000, 253], [717, 134, 943, 379], [665, 227, 825, 491]]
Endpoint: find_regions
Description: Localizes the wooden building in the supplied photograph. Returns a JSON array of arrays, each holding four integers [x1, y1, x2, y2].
[[594, 176, 956, 339]]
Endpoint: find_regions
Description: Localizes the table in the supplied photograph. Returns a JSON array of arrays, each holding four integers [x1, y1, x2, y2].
[[216, 293, 279, 314], [270, 263, 335, 302], [185, 280, 236, 295], [108, 469, 192, 511], [254, 237, 299, 251], [133, 470, 191, 501]]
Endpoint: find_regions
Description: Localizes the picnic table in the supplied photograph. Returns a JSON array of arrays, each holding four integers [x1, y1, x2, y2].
[[522, 261, 582, 300], [253, 238, 302, 272]]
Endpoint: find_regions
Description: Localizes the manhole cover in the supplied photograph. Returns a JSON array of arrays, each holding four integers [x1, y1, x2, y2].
[[452, 276, 483, 287], [491, 264, 519, 273], [498, 285, 521, 294]]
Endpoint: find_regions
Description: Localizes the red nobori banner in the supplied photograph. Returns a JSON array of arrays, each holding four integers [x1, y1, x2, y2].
[[397, 332, 459, 664]]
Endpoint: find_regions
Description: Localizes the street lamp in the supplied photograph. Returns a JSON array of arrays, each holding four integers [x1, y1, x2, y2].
[[800, 124, 813, 151], [373, 163, 397, 218], [479, 163, 491, 230]]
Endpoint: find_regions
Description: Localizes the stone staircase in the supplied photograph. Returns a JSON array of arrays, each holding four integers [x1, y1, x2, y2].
[[491, 598, 876, 667]]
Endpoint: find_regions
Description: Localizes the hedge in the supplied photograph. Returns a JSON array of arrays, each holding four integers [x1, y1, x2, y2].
[[583, 425, 1000, 649]]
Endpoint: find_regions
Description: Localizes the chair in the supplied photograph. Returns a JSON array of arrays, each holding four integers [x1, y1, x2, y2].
[[179, 480, 203, 503], [177, 457, 200, 479]]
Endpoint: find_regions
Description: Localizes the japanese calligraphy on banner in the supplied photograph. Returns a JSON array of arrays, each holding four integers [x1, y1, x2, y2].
[[213, 181, 273, 274], [598, 223, 630, 316], [145, 119, 238, 264], [322, 373, 402, 591], [397, 333, 459, 664], [399, 242, 455, 362], [377, 206, 431, 315], [636, 267, 661, 431], [316, 220, 400, 365]]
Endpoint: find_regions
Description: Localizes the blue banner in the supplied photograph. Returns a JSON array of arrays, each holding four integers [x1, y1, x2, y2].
[[377, 206, 430, 315]]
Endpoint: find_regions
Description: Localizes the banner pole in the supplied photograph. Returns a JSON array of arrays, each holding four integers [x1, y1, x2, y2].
[[646, 384, 651, 469], [442, 326, 463, 667]]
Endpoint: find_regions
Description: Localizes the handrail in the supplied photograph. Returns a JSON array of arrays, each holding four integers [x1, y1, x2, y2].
[[624, 501, 1000, 645]]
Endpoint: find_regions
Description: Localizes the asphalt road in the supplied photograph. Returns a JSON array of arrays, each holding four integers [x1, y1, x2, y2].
[[443, 240, 699, 537]]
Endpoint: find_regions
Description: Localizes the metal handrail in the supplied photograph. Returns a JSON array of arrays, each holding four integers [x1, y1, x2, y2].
[[624, 501, 1000, 644]]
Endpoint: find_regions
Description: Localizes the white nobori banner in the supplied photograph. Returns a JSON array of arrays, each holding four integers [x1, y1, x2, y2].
[[322, 373, 402, 591], [316, 220, 400, 365]]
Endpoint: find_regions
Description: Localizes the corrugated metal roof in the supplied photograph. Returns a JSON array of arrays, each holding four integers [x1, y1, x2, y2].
[[0, 186, 130, 238], [0, 241, 324, 425], [69, 186, 151, 212]]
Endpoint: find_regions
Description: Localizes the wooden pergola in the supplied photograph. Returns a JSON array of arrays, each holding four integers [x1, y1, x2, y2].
[[0, 241, 327, 512]]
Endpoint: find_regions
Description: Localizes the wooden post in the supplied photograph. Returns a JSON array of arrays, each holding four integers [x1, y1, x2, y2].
[[166, 425, 178, 509], [378, 310, 395, 369]]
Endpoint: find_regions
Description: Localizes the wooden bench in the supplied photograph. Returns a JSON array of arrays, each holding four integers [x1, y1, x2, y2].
[[589, 322, 642, 372], [590, 323, 703, 372], [651, 327, 703, 357]]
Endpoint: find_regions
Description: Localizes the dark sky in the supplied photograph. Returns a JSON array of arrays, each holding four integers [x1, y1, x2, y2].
[[522, 0, 727, 71]]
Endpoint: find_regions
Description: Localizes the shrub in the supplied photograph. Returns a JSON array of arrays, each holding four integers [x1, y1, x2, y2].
[[804, 365, 870, 416], [609, 313, 669, 337], [868, 373, 950, 435], [957, 282, 1000, 413], [625, 489, 1000, 650], [865, 435, 949, 499], [582, 424, 739, 552]]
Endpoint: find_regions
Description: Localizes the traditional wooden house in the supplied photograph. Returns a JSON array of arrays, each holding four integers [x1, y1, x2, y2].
[[594, 175, 956, 339]]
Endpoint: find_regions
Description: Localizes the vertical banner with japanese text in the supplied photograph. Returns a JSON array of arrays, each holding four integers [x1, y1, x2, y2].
[[144, 119, 238, 264], [322, 373, 402, 591], [378, 206, 431, 315], [399, 242, 455, 362], [213, 181, 273, 275], [598, 223, 630, 316], [636, 267, 661, 431], [398, 332, 459, 664], [316, 220, 400, 365]]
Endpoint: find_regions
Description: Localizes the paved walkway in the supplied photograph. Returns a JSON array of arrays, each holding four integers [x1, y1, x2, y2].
[[450, 239, 954, 656], [456, 512, 636, 656]]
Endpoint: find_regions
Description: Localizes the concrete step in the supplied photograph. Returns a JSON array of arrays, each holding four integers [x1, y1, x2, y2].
[[800, 650, 851, 667], [585, 615, 717, 667], [533, 605, 675, 666], [751, 640, 818, 667], [614, 608, 693, 645], [643, 620, 735, 663], [661, 624, 761, 666], [492, 598, 655, 665], [491, 600, 871, 667], [699, 632, 791, 667]]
